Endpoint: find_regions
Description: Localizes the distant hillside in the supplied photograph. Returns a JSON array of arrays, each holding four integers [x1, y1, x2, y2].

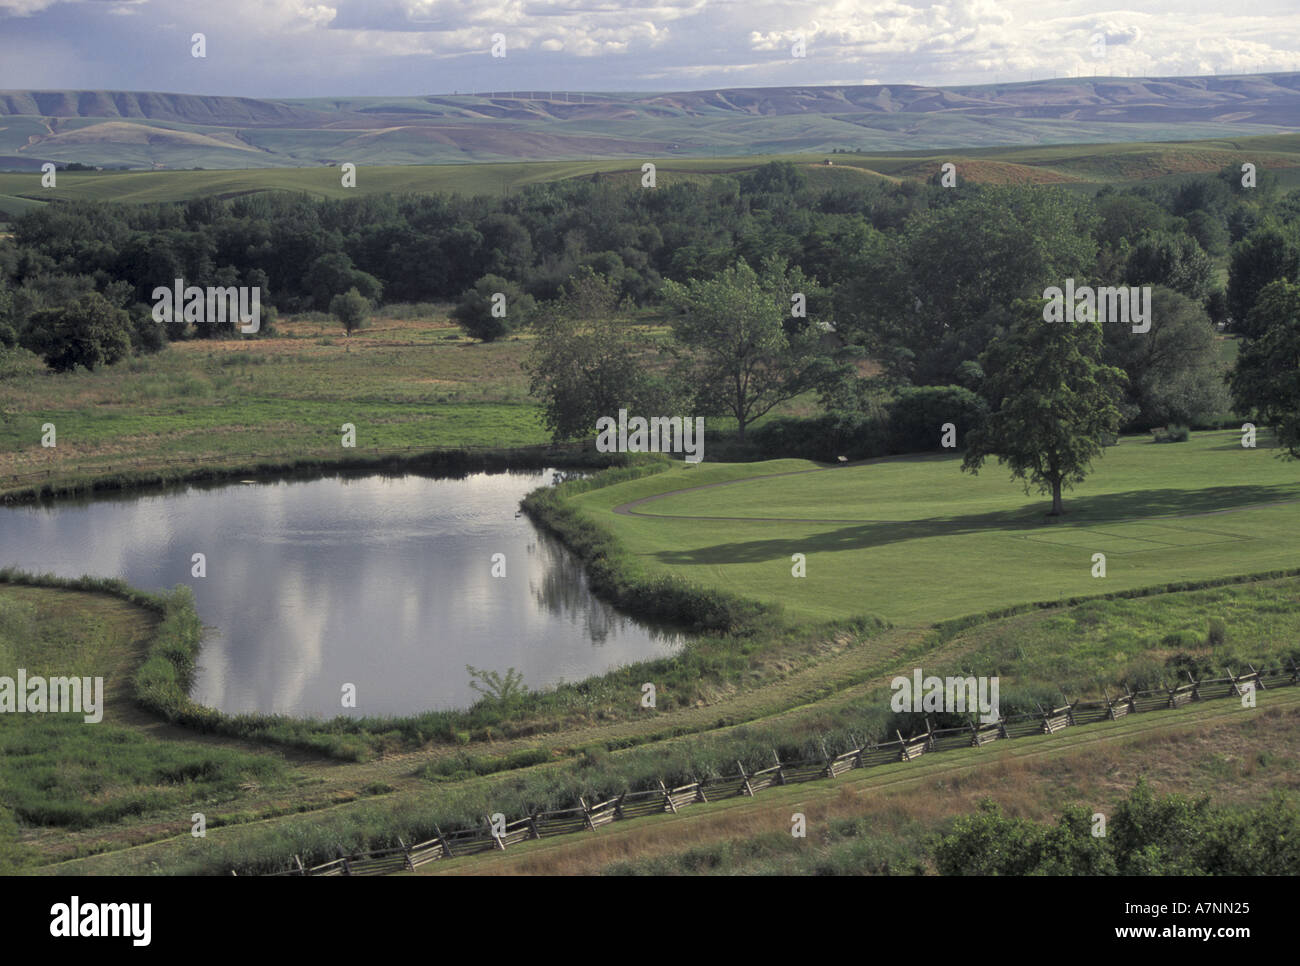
[[0, 74, 1298, 170], [0, 90, 328, 126], [2, 133, 1298, 223]]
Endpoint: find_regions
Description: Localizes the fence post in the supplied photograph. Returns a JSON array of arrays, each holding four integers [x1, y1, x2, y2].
[[1042, 704, 1056, 733], [737, 760, 755, 797], [1167, 677, 1189, 709], [772, 749, 786, 786], [1248, 663, 1266, 690], [579, 796, 597, 830], [527, 813, 541, 840], [695, 777, 709, 804], [1058, 688, 1076, 726], [294, 854, 306, 877], [435, 824, 454, 859], [398, 836, 415, 873], [1103, 687, 1119, 720], [339, 848, 352, 876], [659, 781, 676, 814]]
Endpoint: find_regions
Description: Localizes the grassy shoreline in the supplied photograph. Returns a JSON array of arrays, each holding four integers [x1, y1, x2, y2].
[[4, 554, 1299, 872]]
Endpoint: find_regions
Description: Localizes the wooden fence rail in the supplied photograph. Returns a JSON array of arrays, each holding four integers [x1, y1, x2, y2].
[[258, 663, 1299, 876]]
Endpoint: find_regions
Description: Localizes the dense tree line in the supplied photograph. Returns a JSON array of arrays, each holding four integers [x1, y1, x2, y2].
[[1, 159, 1297, 465]]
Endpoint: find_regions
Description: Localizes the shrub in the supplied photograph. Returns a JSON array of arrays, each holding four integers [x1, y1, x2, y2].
[[887, 385, 989, 453], [1152, 424, 1190, 443], [750, 410, 889, 462], [452, 274, 536, 342], [329, 288, 371, 336]]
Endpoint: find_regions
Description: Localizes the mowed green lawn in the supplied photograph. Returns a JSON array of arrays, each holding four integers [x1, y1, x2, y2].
[[573, 431, 1300, 625]]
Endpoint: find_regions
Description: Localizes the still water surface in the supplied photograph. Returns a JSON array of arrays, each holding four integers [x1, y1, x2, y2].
[[0, 470, 683, 716]]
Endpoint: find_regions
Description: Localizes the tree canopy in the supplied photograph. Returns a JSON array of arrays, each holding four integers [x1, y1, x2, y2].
[[663, 258, 844, 442], [1229, 278, 1300, 457], [19, 292, 134, 372], [962, 297, 1126, 515]]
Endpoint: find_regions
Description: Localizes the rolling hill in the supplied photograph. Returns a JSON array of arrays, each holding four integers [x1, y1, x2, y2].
[[1, 73, 1298, 171], [1, 132, 1297, 220]]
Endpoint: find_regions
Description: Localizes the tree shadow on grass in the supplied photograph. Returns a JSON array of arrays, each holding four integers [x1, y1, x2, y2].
[[648, 484, 1300, 567]]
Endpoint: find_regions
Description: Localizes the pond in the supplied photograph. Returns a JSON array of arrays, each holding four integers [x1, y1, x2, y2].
[[0, 469, 684, 717]]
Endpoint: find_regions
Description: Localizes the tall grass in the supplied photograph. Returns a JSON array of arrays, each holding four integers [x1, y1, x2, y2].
[[0, 577, 288, 842]]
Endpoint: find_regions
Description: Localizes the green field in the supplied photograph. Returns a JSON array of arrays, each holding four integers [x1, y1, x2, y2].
[[572, 431, 1300, 624], [2, 132, 1297, 216], [0, 312, 552, 495]]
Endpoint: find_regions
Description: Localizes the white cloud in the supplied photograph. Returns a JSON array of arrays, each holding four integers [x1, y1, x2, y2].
[[0, 0, 61, 14], [2, 0, 1299, 95]]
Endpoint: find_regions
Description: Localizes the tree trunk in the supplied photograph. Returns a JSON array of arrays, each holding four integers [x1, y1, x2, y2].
[[1050, 477, 1063, 516]]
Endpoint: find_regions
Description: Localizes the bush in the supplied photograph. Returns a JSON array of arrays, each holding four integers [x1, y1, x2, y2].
[[452, 274, 536, 342], [1152, 424, 1190, 443], [329, 288, 371, 336], [750, 410, 889, 462], [887, 385, 988, 453], [748, 387, 992, 462]]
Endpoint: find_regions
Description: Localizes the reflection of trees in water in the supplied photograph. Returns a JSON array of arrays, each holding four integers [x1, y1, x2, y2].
[[550, 470, 590, 486], [528, 530, 678, 647]]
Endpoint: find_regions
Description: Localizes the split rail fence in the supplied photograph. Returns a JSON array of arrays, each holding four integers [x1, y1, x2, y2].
[[258, 661, 1298, 876]]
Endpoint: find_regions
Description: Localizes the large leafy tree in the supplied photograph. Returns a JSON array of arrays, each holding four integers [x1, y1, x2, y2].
[[20, 292, 134, 372], [1102, 286, 1228, 430], [1123, 231, 1213, 300], [663, 258, 841, 442], [525, 269, 674, 442], [835, 185, 1099, 386], [1228, 279, 1300, 457], [302, 252, 382, 311], [1093, 191, 1172, 249], [963, 297, 1126, 515], [0, 275, 16, 349], [1227, 224, 1300, 334]]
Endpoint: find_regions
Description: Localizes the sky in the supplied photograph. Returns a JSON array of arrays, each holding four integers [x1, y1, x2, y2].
[[1, 0, 1298, 99]]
